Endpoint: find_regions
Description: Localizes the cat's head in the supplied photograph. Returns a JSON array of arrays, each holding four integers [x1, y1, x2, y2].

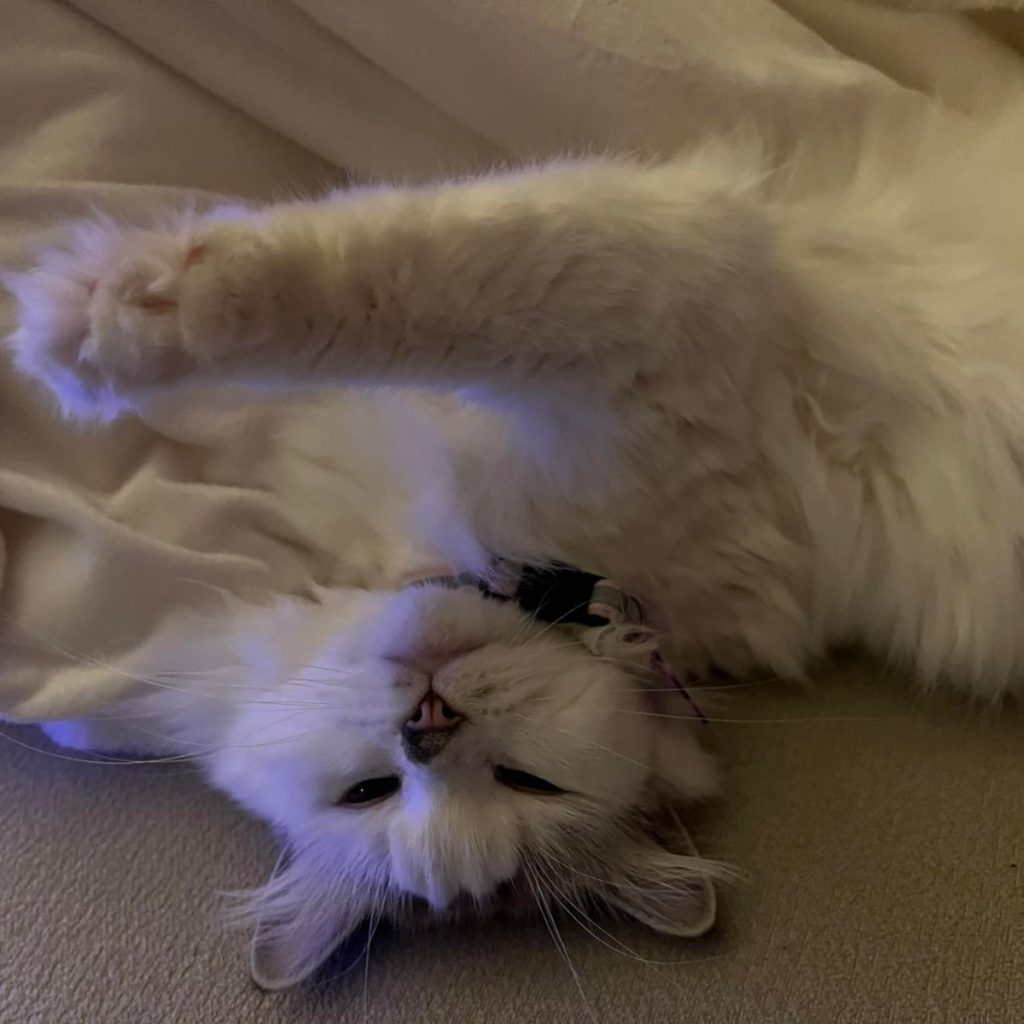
[[210, 583, 719, 989]]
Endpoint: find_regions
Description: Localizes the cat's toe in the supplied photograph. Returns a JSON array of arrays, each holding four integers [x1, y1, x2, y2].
[[4, 222, 196, 419]]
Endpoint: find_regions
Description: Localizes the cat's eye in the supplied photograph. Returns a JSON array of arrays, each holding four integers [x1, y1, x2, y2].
[[493, 765, 565, 795], [338, 776, 401, 807]]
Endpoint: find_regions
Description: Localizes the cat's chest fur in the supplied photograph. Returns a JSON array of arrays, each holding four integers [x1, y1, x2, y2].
[[263, 372, 759, 608]]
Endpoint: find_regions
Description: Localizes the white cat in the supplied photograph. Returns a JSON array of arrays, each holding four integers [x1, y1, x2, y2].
[[7, 100, 1024, 987]]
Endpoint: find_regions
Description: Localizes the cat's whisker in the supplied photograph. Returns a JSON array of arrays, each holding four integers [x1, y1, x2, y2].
[[607, 708, 914, 725], [71, 692, 346, 727], [612, 678, 778, 693], [73, 715, 199, 751], [516, 599, 599, 647], [1, 608, 356, 699], [304, 664, 363, 677], [362, 903, 383, 1018], [547, 885, 731, 983], [150, 664, 361, 692], [153, 715, 352, 756], [524, 639, 587, 654], [523, 859, 598, 1024], [0, 726, 199, 766], [508, 710, 659, 776], [143, 666, 234, 678], [144, 667, 359, 695], [187, 725, 340, 759], [52, 668, 357, 714], [503, 613, 537, 648], [27, 712, 352, 767], [531, 855, 703, 972], [0, 712, 341, 766], [522, 673, 758, 706], [539, 846, 701, 897]]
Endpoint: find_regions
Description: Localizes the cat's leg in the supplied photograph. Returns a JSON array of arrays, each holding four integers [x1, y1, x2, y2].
[[7, 154, 774, 415]]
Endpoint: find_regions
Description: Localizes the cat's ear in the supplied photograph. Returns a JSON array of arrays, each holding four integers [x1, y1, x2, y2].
[[580, 623, 659, 662], [247, 850, 373, 991], [597, 812, 719, 938]]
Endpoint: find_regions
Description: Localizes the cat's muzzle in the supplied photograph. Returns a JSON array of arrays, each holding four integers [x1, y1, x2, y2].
[[401, 691, 463, 763]]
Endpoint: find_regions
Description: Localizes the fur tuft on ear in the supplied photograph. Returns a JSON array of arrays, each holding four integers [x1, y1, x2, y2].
[[596, 811, 724, 939], [647, 695, 719, 801], [227, 846, 376, 991]]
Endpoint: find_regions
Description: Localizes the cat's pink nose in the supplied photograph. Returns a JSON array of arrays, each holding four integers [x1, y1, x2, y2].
[[402, 693, 463, 764], [405, 692, 462, 732]]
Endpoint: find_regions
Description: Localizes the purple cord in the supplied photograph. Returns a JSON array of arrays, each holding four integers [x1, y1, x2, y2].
[[651, 651, 708, 724]]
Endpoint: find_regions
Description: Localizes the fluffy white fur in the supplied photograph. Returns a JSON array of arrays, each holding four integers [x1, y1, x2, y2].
[[7, 99, 1024, 985]]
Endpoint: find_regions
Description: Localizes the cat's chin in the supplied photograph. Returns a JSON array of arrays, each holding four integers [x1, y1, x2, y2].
[[395, 874, 538, 926]]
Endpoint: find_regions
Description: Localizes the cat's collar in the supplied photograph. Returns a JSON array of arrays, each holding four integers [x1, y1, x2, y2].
[[409, 559, 707, 723], [411, 559, 642, 629]]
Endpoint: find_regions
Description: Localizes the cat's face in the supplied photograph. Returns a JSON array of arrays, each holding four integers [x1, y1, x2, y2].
[[211, 584, 718, 988]]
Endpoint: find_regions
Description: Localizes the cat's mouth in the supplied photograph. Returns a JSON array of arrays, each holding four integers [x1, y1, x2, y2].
[[400, 874, 537, 925]]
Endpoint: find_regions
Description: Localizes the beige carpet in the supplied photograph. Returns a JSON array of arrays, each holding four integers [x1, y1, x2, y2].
[[3, 666, 1021, 1024]]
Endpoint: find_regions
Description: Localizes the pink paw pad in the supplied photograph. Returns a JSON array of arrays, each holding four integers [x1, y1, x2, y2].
[[184, 244, 208, 267], [138, 293, 177, 313]]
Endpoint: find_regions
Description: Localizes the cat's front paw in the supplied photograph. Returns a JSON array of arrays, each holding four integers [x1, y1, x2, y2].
[[5, 219, 275, 419]]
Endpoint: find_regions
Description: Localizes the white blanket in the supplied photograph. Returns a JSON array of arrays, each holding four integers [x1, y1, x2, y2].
[[2, 0, 1023, 720]]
